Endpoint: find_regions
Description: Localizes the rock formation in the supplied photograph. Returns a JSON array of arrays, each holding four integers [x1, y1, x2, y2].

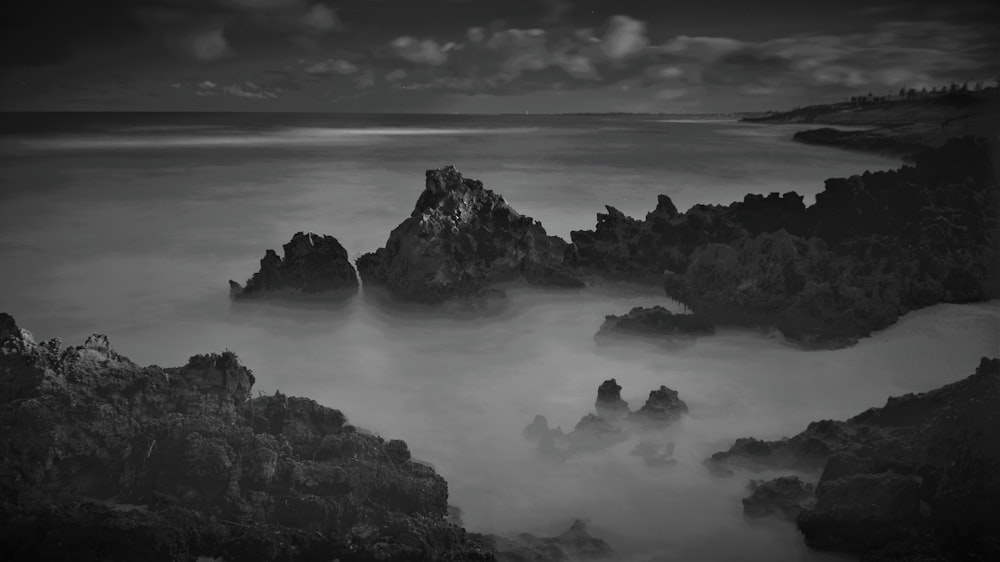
[[572, 137, 999, 347], [0, 313, 494, 561], [524, 379, 687, 462], [492, 519, 614, 561], [229, 232, 358, 299], [356, 166, 583, 303], [595, 378, 629, 418], [707, 357, 1000, 560], [596, 306, 715, 342], [628, 386, 689, 429]]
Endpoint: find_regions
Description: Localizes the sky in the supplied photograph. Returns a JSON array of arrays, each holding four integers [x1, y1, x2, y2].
[[1, 0, 998, 113]]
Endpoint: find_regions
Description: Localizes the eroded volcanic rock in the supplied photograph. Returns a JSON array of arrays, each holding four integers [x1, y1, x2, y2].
[[573, 137, 999, 347], [230, 232, 359, 299], [597, 306, 715, 342], [0, 314, 492, 561], [356, 166, 583, 303], [708, 357, 1000, 560]]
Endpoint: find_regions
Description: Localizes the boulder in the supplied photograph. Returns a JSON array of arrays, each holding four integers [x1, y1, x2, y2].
[[0, 314, 493, 561], [492, 519, 614, 561], [357, 166, 583, 303], [230, 232, 358, 299]]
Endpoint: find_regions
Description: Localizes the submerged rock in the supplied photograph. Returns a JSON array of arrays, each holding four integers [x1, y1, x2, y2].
[[597, 306, 715, 342], [743, 476, 815, 520], [0, 314, 492, 561], [493, 519, 614, 562], [357, 165, 583, 303], [230, 232, 359, 299], [708, 357, 1000, 560], [573, 137, 999, 347]]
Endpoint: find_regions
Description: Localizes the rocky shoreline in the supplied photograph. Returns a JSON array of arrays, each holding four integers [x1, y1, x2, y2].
[[707, 357, 1000, 561], [0, 314, 612, 562]]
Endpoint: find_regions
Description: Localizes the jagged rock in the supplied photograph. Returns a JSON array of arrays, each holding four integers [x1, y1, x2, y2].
[[630, 440, 676, 467], [743, 476, 815, 520], [597, 306, 715, 342], [568, 414, 628, 453], [708, 357, 1000, 560], [0, 314, 493, 561], [595, 379, 629, 419], [574, 137, 999, 347], [628, 386, 688, 429], [357, 166, 584, 303], [493, 519, 614, 562], [229, 232, 358, 299], [523, 414, 552, 443]]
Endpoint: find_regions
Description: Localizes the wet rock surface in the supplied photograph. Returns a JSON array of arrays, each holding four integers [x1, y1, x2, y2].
[[357, 166, 583, 303], [230, 232, 359, 299], [743, 476, 815, 520], [708, 357, 1000, 560], [0, 314, 494, 561], [571, 138, 999, 347]]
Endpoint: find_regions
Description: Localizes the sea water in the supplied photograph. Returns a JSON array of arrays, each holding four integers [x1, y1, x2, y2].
[[1, 113, 997, 561]]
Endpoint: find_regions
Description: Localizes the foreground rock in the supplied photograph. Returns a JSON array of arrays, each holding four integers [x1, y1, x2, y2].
[[230, 232, 358, 299], [357, 166, 583, 303], [596, 306, 715, 343], [571, 137, 999, 347], [524, 379, 687, 462], [708, 357, 1000, 560], [0, 313, 492, 561]]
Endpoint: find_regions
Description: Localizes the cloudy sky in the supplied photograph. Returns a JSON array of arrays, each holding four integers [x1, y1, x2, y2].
[[1, 0, 997, 113]]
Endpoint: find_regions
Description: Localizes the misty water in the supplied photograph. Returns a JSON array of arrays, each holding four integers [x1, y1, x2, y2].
[[1, 114, 997, 561]]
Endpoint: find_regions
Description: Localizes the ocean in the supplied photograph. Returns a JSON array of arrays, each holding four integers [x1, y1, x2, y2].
[[1, 113, 997, 561]]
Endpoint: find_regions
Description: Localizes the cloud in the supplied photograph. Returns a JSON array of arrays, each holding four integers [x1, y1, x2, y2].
[[305, 58, 359, 74], [603, 15, 648, 60], [354, 70, 375, 88], [390, 37, 449, 65], [301, 4, 340, 32], [655, 88, 688, 100], [177, 27, 232, 62], [222, 83, 279, 98], [198, 80, 217, 89], [385, 69, 407, 81], [467, 27, 486, 44]]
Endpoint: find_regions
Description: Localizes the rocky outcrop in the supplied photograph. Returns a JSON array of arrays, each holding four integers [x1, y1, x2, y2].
[[0, 314, 493, 561], [707, 357, 1000, 560], [594, 379, 629, 419], [356, 166, 583, 303], [229, 232, 358, 299], [572, 137, 999, 347], [524, 380, 687, 462], [628, 386, 689, 429], [742, 476, 815, 520], [596, 306, 714, 342], [492, 519, 613, 561]]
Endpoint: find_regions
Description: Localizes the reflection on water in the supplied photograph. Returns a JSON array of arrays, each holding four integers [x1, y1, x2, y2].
[[1, 114, 997, 561]]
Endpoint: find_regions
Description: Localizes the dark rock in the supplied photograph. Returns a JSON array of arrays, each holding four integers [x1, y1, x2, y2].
[[523, 414, 553, 443], [574, 137, 999, 348], [0, 314, 494, 561], [492, 519, 614, 562], [595, 379, 629, 419], [597, 306, 714, 342], [709, 357, 1000, 560], [568, 414, 628, 453], [230, 232, 359, 299], [357, 166, 583, 303], [628, 386, 688, 429], [743, 476, 815, 520]]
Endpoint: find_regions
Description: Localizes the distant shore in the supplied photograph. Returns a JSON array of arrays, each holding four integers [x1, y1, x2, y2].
[[743, 89, 1000, 159]]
